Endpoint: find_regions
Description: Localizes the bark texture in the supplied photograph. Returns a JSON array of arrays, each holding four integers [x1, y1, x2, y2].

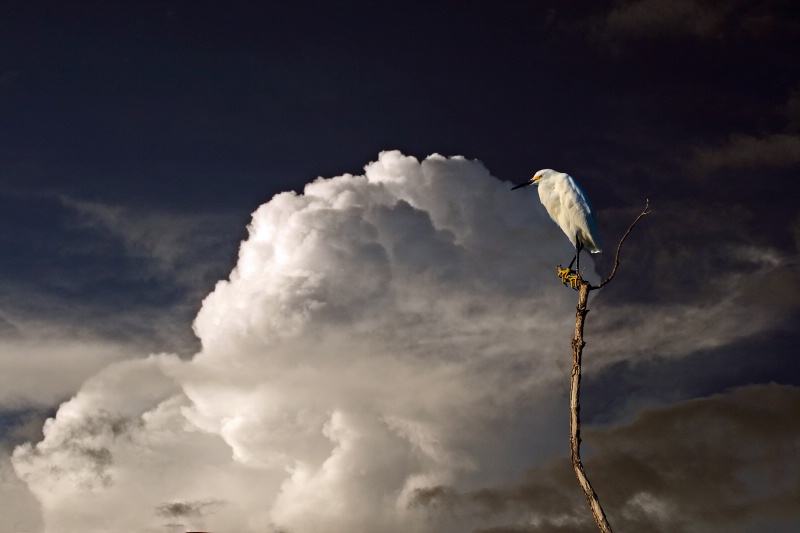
[[570, 280, 613, 532], [566, 200, 651, 533]]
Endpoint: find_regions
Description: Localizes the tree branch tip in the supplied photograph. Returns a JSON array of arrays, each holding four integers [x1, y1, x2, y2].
[[593, 198, 652, 290]]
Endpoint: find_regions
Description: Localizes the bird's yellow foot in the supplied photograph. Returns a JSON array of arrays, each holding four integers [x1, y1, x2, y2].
[[557, 265, 572, 283], [556, 265, 581, 290], [565, 272, 580, 290]]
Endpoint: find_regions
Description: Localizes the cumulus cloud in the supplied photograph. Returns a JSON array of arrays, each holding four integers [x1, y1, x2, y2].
[[11, 355, 277, 533], [9, 152, 795, 533], [11, 152, 575, 533]]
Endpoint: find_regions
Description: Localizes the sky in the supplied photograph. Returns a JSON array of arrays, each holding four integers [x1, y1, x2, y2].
[[1, 1, 799, 532]]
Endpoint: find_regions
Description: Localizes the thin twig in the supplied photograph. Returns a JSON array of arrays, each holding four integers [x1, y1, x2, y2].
[[590, 199, 651, 291]]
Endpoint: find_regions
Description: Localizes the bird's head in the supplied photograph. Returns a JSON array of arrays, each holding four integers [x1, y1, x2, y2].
[[511, 169, 553, 190]]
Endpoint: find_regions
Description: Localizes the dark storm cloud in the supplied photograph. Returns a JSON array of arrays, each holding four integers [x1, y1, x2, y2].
[[589, 196, 800, 319], [412, 383, 800, 533], [583, 326, 800, 425], [595, 0, 800, 206], [157, 501, 200, 517], [689, 86, 800, 173], [606, 0, 798, 40], [607, 0, 737, 38], [693, 133, 800, 171], [156, 499, 226, 518]]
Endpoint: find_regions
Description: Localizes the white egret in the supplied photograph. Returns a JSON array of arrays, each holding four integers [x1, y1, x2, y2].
[[512, 169, 602, 282]]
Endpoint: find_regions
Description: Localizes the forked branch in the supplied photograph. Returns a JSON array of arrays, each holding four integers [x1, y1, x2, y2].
[[590, 199, 651, 291], [569, 200, 651, 533]]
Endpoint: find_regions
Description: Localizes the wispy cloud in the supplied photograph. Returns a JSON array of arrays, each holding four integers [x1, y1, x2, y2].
[[0, 195, 244, 361], [59, 196, 242, 288]]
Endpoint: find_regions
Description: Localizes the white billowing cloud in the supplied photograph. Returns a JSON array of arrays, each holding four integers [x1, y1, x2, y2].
[[12, 355, 280, 533], [12, 152, 575, 533], [181, 151, 580, 532], [10, 151, 790, 533]]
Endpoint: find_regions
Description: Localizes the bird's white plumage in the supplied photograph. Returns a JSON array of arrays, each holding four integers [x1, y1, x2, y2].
[[530, 169, 602, 253]]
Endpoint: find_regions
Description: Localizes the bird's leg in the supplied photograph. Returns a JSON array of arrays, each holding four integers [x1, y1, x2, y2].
[[559, 241, 585, 290], [567, 242, 582, 271]]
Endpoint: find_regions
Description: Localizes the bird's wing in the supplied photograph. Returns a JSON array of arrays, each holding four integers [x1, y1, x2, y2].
[[562, 175, 602, 253], [564, 175, 596, 217]]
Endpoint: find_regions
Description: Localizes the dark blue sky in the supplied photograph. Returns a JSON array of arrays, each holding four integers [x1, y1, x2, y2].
[[4, 1, 794, 203], [3, 0, 799, 371]]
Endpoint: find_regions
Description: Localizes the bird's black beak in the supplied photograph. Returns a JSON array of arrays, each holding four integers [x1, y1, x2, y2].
[[511, 179, 533, 190]]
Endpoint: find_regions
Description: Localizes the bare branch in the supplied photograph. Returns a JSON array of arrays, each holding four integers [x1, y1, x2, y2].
[[590, 199, 651, 291], [566, 199, 650, 532], [570, 281, 613, 532]]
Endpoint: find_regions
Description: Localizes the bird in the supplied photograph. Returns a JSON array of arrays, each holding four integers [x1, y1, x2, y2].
[[511, 169, 602, 284]]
